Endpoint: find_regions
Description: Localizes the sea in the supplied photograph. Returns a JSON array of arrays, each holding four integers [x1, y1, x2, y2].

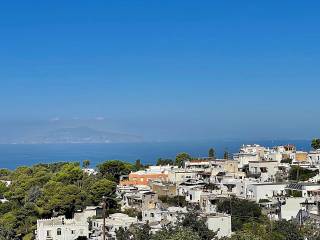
[[0, 140, 312, 170]]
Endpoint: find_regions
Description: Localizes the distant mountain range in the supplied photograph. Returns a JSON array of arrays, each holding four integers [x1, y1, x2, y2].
[[7, 127, 142, 144]]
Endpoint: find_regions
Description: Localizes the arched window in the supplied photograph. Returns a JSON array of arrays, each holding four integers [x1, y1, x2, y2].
[[57, 228, 61, 235]]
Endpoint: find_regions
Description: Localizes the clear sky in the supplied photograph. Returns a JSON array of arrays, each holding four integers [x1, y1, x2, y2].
[[0, 0, 319, 142]]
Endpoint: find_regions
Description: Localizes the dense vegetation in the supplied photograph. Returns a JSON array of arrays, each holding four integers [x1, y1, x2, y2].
[[158, 195, 187, 207], [116, 211, 217, 240], [217, 198, 316, 240], [224, 220, 304, 240], [156, 158, 174, 166], [156, 152, 192, 167], [216, 198, 263, 231], [208, 148, 216, 159], [0, 160, 136, 240], [312, 138, 320, 150], [288, 166, 318, 181]]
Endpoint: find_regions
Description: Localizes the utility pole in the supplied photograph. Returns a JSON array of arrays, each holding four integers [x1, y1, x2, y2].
[[101, 191, 116, 240], [277, 198, 282, 220], [297, 162, 300, 182], [229, 194, 232, 216], [102, 196, 109, 240]]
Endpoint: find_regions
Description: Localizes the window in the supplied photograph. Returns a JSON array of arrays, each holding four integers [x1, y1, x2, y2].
[[71, 230, 75, 234], [151, 213, 154, 217], [46, 230, 51, 237], [57, 228, 61, 235]]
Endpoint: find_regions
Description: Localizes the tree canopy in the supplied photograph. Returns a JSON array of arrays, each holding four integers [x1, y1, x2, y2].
[[216, 198, 262, 231], [156, 158, 174, 166], [0, 161, 118, 239], [312, 138, 320, 150], [208, 148, 216, 159], [175, 153, 191, 167], [97, 160, 134, 182], [82, 159, 90, 168], [289, 166, 318, 182]]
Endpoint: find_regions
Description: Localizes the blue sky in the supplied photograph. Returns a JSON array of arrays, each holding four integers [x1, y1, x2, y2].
[[0, 0, 319, 141]]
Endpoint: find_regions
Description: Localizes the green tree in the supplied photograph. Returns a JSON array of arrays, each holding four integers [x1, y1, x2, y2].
[[26, 185, 42, 203], [14, 203, 38, 237], [289, 166, 318, 182], [157, 158, 174, 166], [134, 159, 144, 170], [223, 220, 286, 240], [82, 160, 90, 169], [216, 198, 262, 231], [223, 151, 229, 160], [88, 179, 116, 205], [179, 211, 217, 240], [312, 139, 320, 150], [0, 182, 8, 197], [0, 201, 13, 216], [272, 220, 303, 240], [97, 160, 134, 182], [122, 208, 142, 220], [165, 228, 201, 240], [175, 153, 191, 167], [227, 231, 264, 240], [301, 221, 320, 240], [0, 169, 11, 179], [52, 163, 84, 185], [38, 182, 86, 218], [116, 227, 131, 240], [0, 212, 18, 240], [151, 228, 200, 240], [0, 161, 115, 238], [131, 223, 151, 240], [159, 196, 187, 207], [208, 148, 215, 159]]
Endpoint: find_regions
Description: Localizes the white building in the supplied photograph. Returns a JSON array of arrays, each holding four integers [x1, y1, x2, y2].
[[36, 207, 99, 240], [225, 178, 257, 199], [36, 215, 88, 240], [143, 165, 177, 175], [248, 161, 279, 182], [266, 151, 283, 163], [233, 153, 259, 169], [280, 197, 306, 220], [239, 144, 266, 157], [0, 197, 8, 203], [121, 190, 158, 211], [185, 187, 204, 203], [142, 207, 188, 225], [246, 183, 287, 202], [167, 169, 197, 184], [206, 214, 232, 238], [309, 150, 320, 165], [82, 168, 98, 175], [92, 213, 138, 239], [184, 159, 211, 172]]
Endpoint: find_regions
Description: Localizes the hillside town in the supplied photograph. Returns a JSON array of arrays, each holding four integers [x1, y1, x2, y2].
[[10, 140, 320, 239]]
